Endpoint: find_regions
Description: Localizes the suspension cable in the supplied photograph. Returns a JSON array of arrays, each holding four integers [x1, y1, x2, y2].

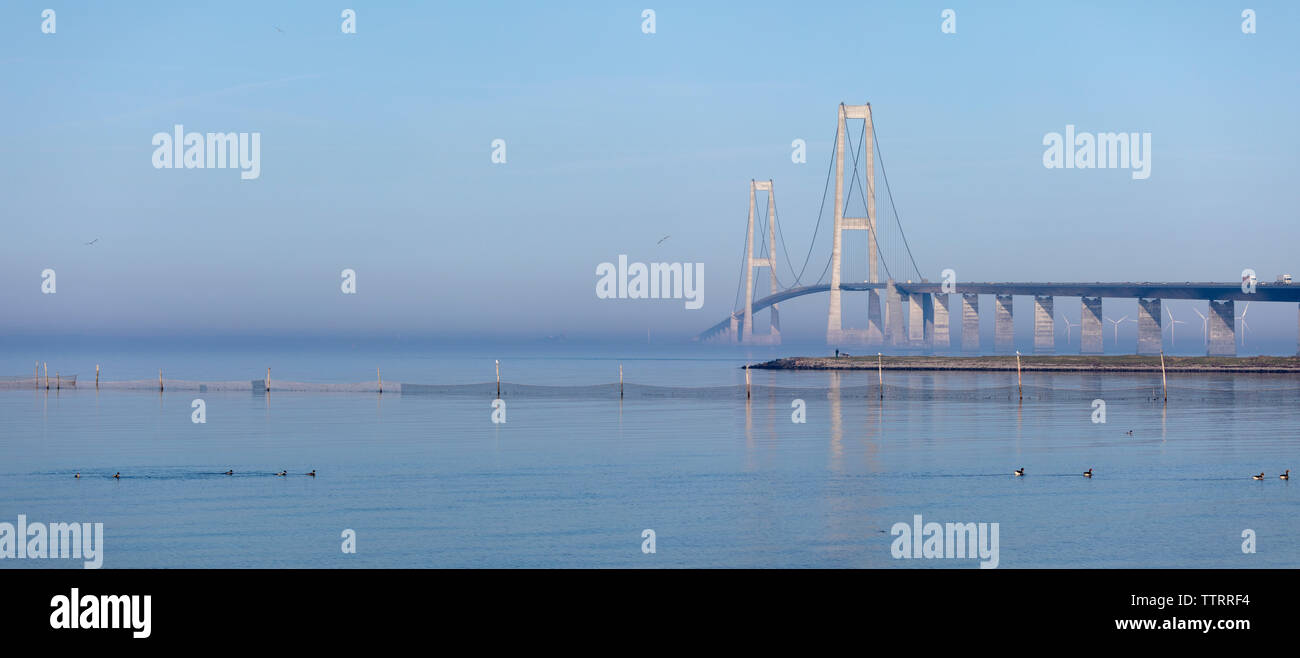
[[731, 207, 750, 313], [873, 121, 922, 280], [775, 124, 839, 288], [810, 120, 862, 287]]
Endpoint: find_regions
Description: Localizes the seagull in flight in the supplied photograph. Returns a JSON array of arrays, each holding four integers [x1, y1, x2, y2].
[[657, 235, 670, 246], [273, 25, 285, 33], [84, 238, 99, 246]]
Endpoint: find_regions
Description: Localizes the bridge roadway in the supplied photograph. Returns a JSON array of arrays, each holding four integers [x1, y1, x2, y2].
[[700, 281, 1300, 356], [894, 282, 1300, 302]]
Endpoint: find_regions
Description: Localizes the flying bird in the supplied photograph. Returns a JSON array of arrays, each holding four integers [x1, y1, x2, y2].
[[273, 25, 285, 33], [656, 235, 670, 246], [84, 238, 98, 246]]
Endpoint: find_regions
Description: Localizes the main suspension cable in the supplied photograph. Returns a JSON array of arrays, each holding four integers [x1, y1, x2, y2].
[[873, 120, 922, 281]]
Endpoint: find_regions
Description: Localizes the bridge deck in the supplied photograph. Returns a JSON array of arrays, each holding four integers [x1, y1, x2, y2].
[[896, 282, 1300, 301], [700, 282, 1300, 340]]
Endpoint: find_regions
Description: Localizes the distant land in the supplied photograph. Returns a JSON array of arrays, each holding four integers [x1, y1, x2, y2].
[[750, 355, 1300, 373]]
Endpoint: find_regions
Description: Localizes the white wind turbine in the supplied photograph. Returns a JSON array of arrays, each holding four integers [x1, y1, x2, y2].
[[1237, 302, 1252, 347], [1165, 305, 1186, 349], [1191, 307, 1209, 346], [1062, 317, 1080, 344], [1104, 315, 1133, 346]]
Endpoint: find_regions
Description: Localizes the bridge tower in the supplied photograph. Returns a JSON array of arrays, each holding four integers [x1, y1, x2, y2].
[[826, 103, 883, 345], [739, 179, 780, 344]]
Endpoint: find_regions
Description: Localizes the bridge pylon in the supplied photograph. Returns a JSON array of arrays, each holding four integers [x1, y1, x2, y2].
[[738, 179, 780, 345], [826, 103, 884, 346]]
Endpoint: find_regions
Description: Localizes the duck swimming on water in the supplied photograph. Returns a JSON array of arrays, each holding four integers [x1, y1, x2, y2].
[[1252, 473, 1265, 480], [1014, 468, 1025, 477], [1083, 468, 1093, 478], [1280, 470, 1290, 481], [276, 470, 287, 477], [306, 470, 316, 477], [224, 470, 233, 476], [113, 472, 120, 479], [74, 472, 80, 479]]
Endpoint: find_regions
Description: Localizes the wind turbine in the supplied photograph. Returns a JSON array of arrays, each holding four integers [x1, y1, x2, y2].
[[1237, 302, 1252, 347], [1105, 315, 1132, 346], [1191, 307, 1209, 346], [1062, 317, 1080, 344], [1165, 305, 1186, 349]]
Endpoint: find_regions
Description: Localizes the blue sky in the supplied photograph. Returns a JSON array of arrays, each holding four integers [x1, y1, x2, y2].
[[2, 1, 1298, 348]]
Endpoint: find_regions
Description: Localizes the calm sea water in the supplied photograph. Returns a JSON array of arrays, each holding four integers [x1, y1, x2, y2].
[[1, 342, 1297, 568]]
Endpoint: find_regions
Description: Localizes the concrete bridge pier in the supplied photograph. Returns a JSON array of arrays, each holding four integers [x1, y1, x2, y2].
[[1208, 300, 1236, 356], [961, 293, 980, 352], [1137, 298, 1162, 355], [1033, 295, 1054, 354], [931, 293, 951, 351], [867, 291, 884, 345], [922, 294, 935, 350], [886, 280, 905, 347], [1080, 296, 1103, 354], [994, 294, 1014, 353], [908, 291, 925, 348]]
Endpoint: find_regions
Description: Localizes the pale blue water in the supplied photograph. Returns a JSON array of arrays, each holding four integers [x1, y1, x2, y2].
[[1, 342, 1297, 568]]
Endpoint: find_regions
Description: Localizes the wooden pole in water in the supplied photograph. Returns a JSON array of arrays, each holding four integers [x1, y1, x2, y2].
[[1015, 351, 1022, 401], [56, 372, 60, 390], [43, 362, 48, 390], [1160, 351, 1167, 402], [495, 360, 500, 398], [265, 367, 271, 393], [745, 364, 751, 399], [877, 353, 883, 399], [159, 368, 163, 392], [619, 363, 623, 399], [377, 367, 382, 395], [95, 364, 100, 389]]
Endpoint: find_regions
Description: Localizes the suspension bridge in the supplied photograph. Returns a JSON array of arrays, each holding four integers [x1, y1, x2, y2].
[[698, 102, 1300, 356]]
